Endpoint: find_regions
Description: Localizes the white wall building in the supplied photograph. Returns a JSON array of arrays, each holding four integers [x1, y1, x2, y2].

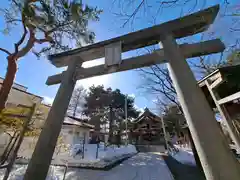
[[17, 116, 94, 159], [0, 78, 94, 160], [61, 116, 94, 145]]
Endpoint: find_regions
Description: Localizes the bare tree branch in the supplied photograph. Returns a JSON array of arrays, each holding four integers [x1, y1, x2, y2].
[[0, 48, 11, 55], [15, 27, 36, 59], [35, 34, 54, 44], [14, 17, 27, 53], [122, 0, 145, 28]]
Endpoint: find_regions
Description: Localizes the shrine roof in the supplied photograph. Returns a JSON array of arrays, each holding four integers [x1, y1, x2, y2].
[[132, 108, 161, 124]]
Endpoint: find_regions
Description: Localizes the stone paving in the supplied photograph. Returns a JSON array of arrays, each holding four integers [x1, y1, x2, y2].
[[65, 152, 174, 180]]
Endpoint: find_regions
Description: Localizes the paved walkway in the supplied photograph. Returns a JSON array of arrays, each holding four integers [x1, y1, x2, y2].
[[65, 153, 174, 180]]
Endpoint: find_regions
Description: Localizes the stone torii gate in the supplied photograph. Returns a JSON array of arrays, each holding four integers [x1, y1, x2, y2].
[[24, 5, 240, 180]]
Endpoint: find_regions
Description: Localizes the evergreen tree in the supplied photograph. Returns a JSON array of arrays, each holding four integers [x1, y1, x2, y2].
[[83, 85, 139, 143]]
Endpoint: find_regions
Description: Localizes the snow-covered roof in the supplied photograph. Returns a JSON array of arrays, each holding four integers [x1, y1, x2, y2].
[[63, 116, 94, 129]]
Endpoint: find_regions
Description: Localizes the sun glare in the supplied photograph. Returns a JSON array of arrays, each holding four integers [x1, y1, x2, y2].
[[78, 58, 110, 88]]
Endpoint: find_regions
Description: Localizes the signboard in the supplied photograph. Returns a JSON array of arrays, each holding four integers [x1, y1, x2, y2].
[[105, 41, 122, 67]]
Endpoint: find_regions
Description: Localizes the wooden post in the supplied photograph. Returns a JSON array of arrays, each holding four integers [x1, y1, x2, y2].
[[108, 106, 113, 144], [0, 131, 18, 165], [82, 133, 85, 159], [96, 143, 99, 159], [3, 104, 36, 180], [161, 34, 240, 180], [24, 59, 81, 180], [205, 80, 240, 150]]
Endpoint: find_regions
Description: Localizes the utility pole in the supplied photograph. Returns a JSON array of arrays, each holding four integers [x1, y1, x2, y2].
[[125, 95, 128, 145]]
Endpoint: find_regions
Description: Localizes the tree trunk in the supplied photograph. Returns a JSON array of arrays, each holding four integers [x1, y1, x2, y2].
[[0, 56, 17, 112], [73, 104, 77, 117], [73, 90, 81, 117]]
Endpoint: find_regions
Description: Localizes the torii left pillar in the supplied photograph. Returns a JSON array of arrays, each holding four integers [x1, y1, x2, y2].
[[24, 59, 81, 180]]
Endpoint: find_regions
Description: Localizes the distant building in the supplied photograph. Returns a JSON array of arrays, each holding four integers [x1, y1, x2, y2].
[[62, 116, 95, 144], [131, 108, 165, 145], [0, 77, 43, 107], [35, 104, 95, 144], [0, 77, 43, 155], [18, 115, 94, 159], [0, 78, 94, 159]]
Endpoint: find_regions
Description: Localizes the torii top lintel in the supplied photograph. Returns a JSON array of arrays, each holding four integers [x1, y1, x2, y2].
[[48, 5, 220, 68]]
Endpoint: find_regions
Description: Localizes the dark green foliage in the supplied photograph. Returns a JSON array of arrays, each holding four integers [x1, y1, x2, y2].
[[83, 85, 139, 118], [0, 0, 102, 111], [83, 85, 139, 133], [1, 0, 102, 56]]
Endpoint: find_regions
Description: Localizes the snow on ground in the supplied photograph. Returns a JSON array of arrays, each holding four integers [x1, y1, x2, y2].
[[0, 153, 174, 180], [64, 153, 174, 180], [16, 144, 137, 168], [171, 143, 240, 166], [52, 143, 137, 165], [1, 144, 137, 179], [170, 144, 196, 166], [0, 165, 65, 180]]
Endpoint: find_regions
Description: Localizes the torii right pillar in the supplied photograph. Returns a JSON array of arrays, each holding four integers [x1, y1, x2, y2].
[[161, 34, 240, 180]]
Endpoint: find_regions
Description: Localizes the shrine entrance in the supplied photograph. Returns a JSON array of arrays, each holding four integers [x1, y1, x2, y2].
[[24, 5, 240, 180]]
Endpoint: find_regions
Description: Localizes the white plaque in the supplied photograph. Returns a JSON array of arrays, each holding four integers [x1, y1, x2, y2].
[[105, 41, 122, 67]]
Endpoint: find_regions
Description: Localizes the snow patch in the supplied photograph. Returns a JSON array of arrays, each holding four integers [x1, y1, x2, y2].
[[1, 144, 137, 179], [170, 144, 196, 166], [53, 143, 137, 166], [16, 144, 137, 168], [0, 165, 64, 180]]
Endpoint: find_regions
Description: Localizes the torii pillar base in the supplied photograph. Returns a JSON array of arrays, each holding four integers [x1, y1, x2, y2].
[[161, 34, 240, 180]]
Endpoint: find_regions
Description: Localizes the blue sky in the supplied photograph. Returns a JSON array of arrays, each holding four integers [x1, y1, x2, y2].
[[0, 0, 238, 113]]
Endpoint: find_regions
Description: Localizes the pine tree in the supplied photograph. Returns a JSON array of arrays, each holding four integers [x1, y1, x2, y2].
[[0, 0, 101, 112]]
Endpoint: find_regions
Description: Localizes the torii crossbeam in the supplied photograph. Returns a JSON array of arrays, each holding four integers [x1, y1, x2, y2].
[[24, 5, 240, 180]]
